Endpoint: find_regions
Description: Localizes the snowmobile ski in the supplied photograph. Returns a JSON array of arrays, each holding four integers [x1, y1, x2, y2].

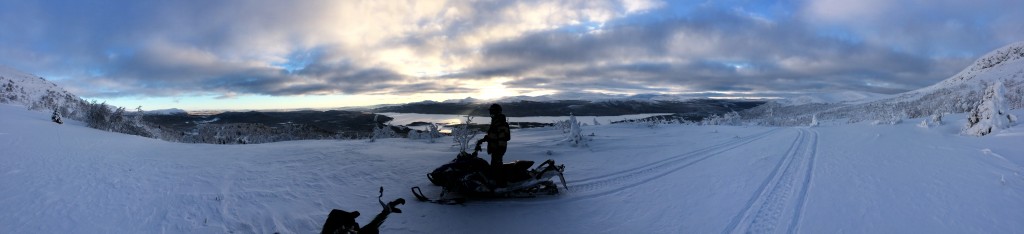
[[411, 186, 466, 205]]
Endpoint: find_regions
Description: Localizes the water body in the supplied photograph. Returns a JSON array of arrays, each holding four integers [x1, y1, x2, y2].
[[378, 112, 673, 131]]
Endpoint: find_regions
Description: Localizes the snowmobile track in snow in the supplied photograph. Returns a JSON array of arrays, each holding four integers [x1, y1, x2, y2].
[[562, 128, 784, 200], [724, 128, 819, 234]]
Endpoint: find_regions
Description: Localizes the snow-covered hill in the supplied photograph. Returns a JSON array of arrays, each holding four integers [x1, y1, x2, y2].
[[0, 65, 86, 115], [2, 103, 1023, 233], [743, 41, 1024, 126], [929, 41, 1024, 92]]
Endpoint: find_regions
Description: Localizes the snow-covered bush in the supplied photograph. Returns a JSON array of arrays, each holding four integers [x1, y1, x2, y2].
[[451, 116, 478, 151], [963, 81, 1018, 136], [871, 111, 905, 125], [553, 119, 571, 133], [809, 114, 818, 127], [592, 117, 601, 126], [407, 130, 426, 140], [641, 116, 663, 128], [408, 123, 443, 143], [702, 111, 741, 126], [918, 113, 944, 128], [426, 123, 442, 143], [370, 114, 400, 142]]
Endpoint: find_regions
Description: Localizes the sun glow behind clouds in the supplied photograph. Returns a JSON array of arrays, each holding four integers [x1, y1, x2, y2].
[[468, 77, 557, 101]]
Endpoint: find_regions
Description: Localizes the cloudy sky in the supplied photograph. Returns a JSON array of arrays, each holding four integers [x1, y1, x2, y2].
[[1, 0, 1021, 110]]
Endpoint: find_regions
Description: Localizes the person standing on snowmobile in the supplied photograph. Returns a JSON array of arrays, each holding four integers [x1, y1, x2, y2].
[[476, 104, 510, 168]]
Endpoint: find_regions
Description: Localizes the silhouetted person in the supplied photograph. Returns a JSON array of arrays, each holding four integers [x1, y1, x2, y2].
[[476, 104, 510, 168]]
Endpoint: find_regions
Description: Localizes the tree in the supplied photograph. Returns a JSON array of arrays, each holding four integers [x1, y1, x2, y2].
[[565, 113, 586, 147], [963, 81, 1018, 136], [51, 109, 62, 124], [451, 116, 478, 152]]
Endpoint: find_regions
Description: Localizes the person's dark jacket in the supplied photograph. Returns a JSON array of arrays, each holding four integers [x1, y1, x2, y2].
[[482, 114, 510, 154]]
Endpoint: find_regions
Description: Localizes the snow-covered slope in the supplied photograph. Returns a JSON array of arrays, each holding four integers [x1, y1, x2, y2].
[[851, 41, 1024, 116], [928, 41, 1024, 92], [2, 103, 1023, 233], [743, 41, 1024, 126], [0, 65, 88, 118]]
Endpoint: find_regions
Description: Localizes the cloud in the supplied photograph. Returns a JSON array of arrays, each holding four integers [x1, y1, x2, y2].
[[800, 0, 1024, 56], [0, 0, 657, 99], [465, 7, 951, 95], [1, 0, 1022, 103]]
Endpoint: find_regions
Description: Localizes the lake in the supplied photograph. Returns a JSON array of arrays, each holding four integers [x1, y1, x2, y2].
[[377, 112, 673, 131]]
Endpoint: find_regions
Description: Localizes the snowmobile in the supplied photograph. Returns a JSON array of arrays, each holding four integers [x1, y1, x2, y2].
[[321, 187, 405, 234], [411, 144, 567, 204]]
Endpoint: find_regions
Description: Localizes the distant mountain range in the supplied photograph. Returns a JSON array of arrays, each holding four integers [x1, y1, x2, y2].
[[143, 110, 388, 136], [374, 99, 765, 121]]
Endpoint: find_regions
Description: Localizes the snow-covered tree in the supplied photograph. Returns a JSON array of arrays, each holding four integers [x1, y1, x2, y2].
[[963, 81, 1018, 136], [407, 123, 443, 143], [51, 109, 62, 124], [426, 123, 442, 143], [702, 111, 741, 126], [451, 116, 478, 152], [567, 113, 584, 146], [809, 114, 818, 127]]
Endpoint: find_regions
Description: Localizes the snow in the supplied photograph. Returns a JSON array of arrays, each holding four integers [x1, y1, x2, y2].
[[2, 103, 1023, 233]]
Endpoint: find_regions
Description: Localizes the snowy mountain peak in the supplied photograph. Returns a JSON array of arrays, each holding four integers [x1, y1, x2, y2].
[[146, 108, 188, 115], [441, 97, 481, 104]]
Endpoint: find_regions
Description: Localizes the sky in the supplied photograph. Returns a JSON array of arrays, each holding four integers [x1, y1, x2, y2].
[[0, 0, 1022, 111]]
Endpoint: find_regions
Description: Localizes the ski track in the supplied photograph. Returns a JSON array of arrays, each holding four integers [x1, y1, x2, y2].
[[724, 128, 819, 234], [461, 128, 783, 206], [560, 128, 783, 200]]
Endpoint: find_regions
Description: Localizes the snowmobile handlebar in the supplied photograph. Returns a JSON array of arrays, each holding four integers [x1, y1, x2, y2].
[[321, 187, 404, 234], [377, 186, 405, 214]]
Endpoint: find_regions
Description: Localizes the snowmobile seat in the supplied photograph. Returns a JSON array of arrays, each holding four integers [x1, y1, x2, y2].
[[500, 160, 535, 183], [504, 160, 534, 171], [428, 155, 489, 186]]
